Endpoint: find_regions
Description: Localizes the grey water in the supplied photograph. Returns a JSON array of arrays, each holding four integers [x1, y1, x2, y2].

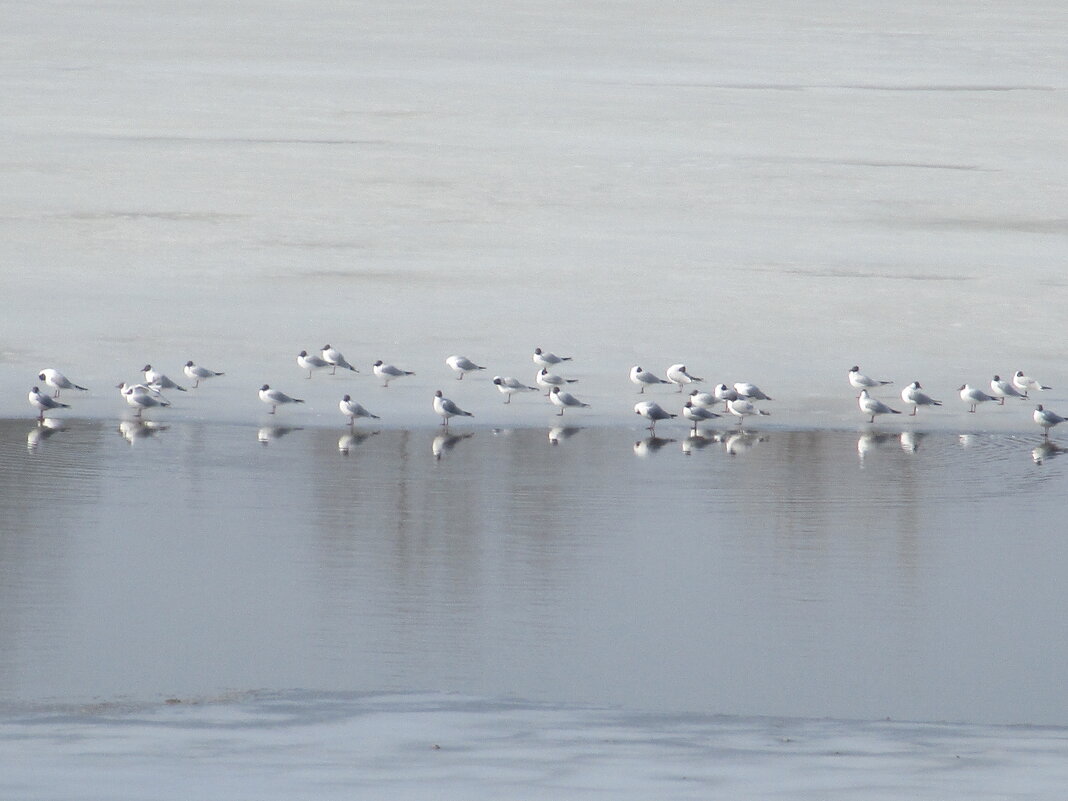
[[3, 418, 1066, 726]]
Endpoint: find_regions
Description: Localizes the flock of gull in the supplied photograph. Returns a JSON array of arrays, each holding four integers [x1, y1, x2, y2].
[[23, 346, 1067, 439]]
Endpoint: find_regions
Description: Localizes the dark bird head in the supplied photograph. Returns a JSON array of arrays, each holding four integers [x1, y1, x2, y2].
[[850, 366, 859, 372], [299, 350, 308, 357], [141, 364, 152, 372], [435, 390, 443, 398], [1037, 404, 1045, 411], [185, 360, 194, 367], [493, 377, 503, 386], [260, 384, 270, 391], [374, 360, 383, 367], [37, 372, 45, 380], [993, 375, 1001, 381], [343, 394, 351, 402]]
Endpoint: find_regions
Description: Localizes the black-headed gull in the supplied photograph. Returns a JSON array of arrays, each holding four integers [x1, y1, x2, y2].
[[990, 375, 1026, 405], [434, 390, 473, 427], [630, 366, 669, 394], [321, 345, 358, 375], [184, 361, 224, 388], [666, 364, 703, 391], [259, 384, 305, 414], [37, 369, 88, 398], [373, 360, 415, 387], [493, 376, 538, 403], [535, 368, 577, 395], [727, 398, 771, 424], [848, 366, 892, 396], [1034, 405, 1067, 439], [142, 365, 187, 392], [900, 381, 942, 416], [634, 400, 675, 433], [959, 384, 998, 413], [688, 389, 718, 409], [339, 394, 379, 425], [859, 389, 901, 423], [28, 387, 70, 421], [1013, 371, 1051, 397], [297, 350, 331, 378], [121, 383, 170, 418], [445, 355, 486, 380], [682, 401, 720, 432], [533, 348, 572, 369], [714, 383, 739, 411], [733, 382, 772, 401], [549, 386, 589, 416]]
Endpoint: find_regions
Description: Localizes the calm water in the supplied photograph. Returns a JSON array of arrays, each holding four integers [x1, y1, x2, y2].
[[2, 417, 1066, 725]]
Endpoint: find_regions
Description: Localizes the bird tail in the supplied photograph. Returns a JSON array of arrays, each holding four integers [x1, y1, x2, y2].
[[295, 399, 306, 404], [74, 384, 89, 391]]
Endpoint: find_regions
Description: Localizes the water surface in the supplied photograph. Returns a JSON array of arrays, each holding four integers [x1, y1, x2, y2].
[[3, 418, 1065, 725]]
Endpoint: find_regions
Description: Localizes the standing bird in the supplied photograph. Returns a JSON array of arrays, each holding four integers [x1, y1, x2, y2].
[[120, 384, 170, 418], [493, 376, 538, 403], [989, 375, 1026, 405], [688, 389, 718, 410], [321, 345, 358, 375], [630, 366, 670, 394], [900, 381, 942, 416], [259, 384, 305, 414], [549, 386, 590, 416], [535, 368, 577, 396], [733, 382, 773, 401], [37, 369, 88, 398], [959, 384, 998, 413], [184, 361, 224, 388], [727, 398, 771, 425], [445, 355, 486, 380], [848, 366, 892, 396], [142, 365, 187, 392], [859, 389, 901, 423], [533, 348, 572, 369], [339, 395, 379, 425], [434, 390, 473, 427], [373, 360, 415, 387], [666, 364, 703, 391], [682, 401, 720, 432], [297, 350, 331, 378], [28, 386, 70, 421], [1013, 371, 1051, 397], [714, 383, 739, 411], [1034, 405, 1068, 439], [634, 401, 676, 433]]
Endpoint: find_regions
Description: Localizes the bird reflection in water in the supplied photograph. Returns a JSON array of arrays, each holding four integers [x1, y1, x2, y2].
[[119, 420, 169, 445], [258, 426, 302, 446], [681, 432, 720, 455], [338, 430, 378, 456], [724, 431, 767, 456], [634, 436, 676, 457], [26, 419, 65, 452], [547, 426, 582, 446], [857, 431, 895, 461], [1032, 441, 1066, 465], [432, 432, 473, 460], [900, 431, 926, 453]]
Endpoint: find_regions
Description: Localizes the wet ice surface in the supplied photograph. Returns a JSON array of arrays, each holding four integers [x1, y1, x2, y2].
[[4, 692, 1068, 801]]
